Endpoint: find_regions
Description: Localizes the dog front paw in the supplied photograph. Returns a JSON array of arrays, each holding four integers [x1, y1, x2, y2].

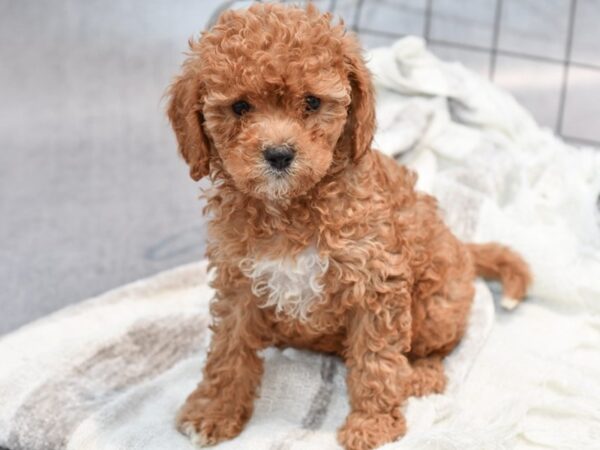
[[337, 411, 406, 450], [176, 397, 247, 447]]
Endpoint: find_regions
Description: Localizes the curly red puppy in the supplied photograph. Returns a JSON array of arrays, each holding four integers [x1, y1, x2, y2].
[[167, 4, 531, 450]]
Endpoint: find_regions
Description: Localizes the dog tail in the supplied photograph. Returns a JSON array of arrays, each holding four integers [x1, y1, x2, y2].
[[467, 243, 532, 310]]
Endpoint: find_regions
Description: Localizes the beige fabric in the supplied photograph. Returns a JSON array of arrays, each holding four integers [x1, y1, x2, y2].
[[0, 260, 494, 450]]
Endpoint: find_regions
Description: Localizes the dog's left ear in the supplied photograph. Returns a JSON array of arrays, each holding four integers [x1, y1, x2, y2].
[[342, 35, 376, 161]]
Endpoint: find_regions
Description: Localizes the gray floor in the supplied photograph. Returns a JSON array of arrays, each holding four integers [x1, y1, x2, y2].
[[1, 0, 599, 335], [0, 1, 224, 334]]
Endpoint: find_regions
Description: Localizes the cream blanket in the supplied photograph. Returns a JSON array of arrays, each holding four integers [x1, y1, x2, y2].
[[1, 38, 599, 450]]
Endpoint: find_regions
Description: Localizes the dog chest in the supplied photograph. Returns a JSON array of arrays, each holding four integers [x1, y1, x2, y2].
[[239, 246, 329, 320]]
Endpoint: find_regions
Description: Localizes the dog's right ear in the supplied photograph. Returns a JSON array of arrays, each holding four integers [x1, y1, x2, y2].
[[167, 67, 210, 181]]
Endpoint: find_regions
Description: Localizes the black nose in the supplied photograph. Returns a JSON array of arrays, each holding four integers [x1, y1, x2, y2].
[[263, 146, 295, 171]]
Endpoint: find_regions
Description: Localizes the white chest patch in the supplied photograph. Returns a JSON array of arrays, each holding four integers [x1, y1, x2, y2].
[[240, 246, 329, 321]]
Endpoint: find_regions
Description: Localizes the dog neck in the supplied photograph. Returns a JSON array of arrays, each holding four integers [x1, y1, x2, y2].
[[202, 149, 389, 263]]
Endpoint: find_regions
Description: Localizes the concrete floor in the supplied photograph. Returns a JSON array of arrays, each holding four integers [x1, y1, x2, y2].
[[0, 0, 224, 334], [1, 0, 599, 335]]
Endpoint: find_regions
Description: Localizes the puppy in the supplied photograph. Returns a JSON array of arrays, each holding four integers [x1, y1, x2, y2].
[[167, 4, 531, 450]]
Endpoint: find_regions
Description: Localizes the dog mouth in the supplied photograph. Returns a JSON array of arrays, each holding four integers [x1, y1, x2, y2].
[[254, 173, 293, 200], [258, 144, 297, 195], [265, 165, 292, 179], [251, 159, 302, 200], [227, 143, 329, 201]]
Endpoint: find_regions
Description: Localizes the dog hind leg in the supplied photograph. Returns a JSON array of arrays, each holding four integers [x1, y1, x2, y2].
[[405, 355, 446, 397]]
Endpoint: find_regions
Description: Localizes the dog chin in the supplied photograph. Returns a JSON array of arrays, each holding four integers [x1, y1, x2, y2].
[[248, 173, 317, 202], [251, 177, 297, 201]]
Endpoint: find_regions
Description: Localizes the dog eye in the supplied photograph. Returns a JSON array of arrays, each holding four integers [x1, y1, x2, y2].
[[305, 95, 321, 111], [232, 100, 251, 116]]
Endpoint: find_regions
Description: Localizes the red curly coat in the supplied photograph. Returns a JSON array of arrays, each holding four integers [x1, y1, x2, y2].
[[167, 4, 531, 450]]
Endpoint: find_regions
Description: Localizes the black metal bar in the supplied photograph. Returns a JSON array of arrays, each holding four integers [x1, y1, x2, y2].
[[206, 0, 239, 28], [206, 0, 599, 147], [423, 0, 433, 40], [489, 0, 503, 80], [556, 0, 578, 134], [329, 0, 338, 14], [353, 0, 366, 32], [562, 134, 600, 148], [358, 27, 600, 72]]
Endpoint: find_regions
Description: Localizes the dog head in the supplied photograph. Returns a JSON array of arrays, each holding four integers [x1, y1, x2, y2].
[[167, 3, 375, 201]]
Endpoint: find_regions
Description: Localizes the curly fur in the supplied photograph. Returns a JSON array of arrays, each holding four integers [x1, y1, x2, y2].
[[240, 245, 329, 321], [167, 4, 532, 450]]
